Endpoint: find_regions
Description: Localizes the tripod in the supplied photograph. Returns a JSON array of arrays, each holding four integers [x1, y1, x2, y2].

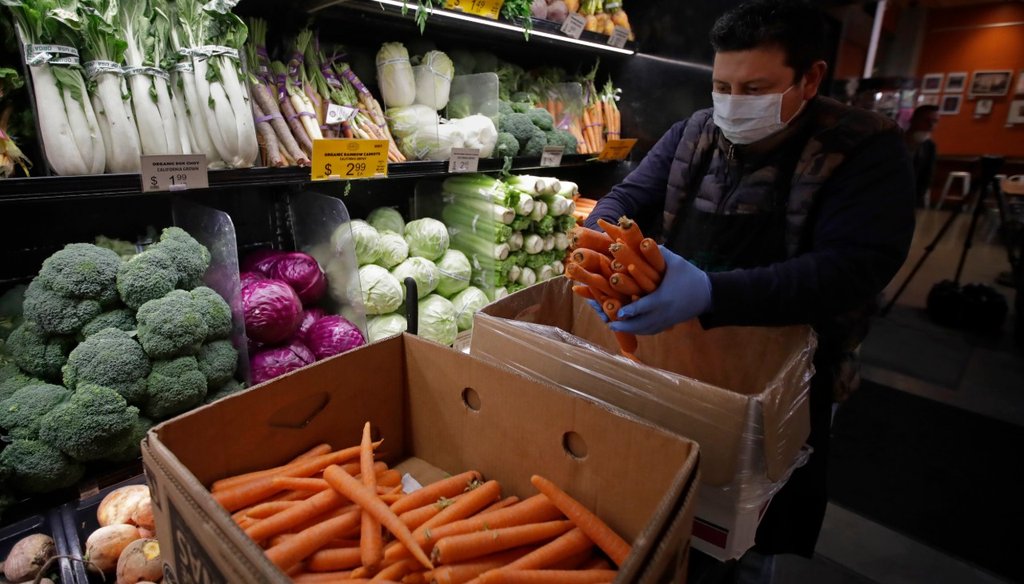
[[882, 156, 1021, 316]]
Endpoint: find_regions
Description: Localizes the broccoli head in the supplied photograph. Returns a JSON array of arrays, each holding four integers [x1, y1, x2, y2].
[[38, 383, 140, 462], [510, 101, 532, 114], [151, 227, 211, 290], [144, 356, 208, 420], [204, 379, 245, 405], [498, 113, 539, 148], [0, 383, 71, 440], [545, 129, 578, 154], [527, 108, 554, 132], [79, 308, 137, 339], [63, 328, 151, 405], [0, 366, 42, 403], [522, 131, 549, 158], [116, 250, 179, 311], [137, 290, 208, 360], [0, 439, 85, 494], [196, 340, 238, 389], [495, 132, 520, 158], [191, 287, 232, 340], [6, 321, 75, 381], [37, 243, 121, 306], [104, 415, 154, 463], [498, 101, 515, 118], [23, 280, 103, 336]]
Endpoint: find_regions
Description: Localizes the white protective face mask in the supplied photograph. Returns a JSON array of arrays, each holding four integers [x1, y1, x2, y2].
[[712, 85, 803, 145]]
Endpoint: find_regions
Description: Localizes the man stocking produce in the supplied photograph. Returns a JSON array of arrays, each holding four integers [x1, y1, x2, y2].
[[583, 0, 915, 582]]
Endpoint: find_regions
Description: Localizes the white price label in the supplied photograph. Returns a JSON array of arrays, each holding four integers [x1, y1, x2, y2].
[[540, 145, 564, 167], [448, 148, 481, 174], [608, 26, 630, 48], [141, 155, 209, 193], [325, 103, 358, 125], [560, 13, 586, 39]]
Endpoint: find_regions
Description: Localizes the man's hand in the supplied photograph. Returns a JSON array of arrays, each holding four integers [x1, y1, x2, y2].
[[609, 246, 713, 335]]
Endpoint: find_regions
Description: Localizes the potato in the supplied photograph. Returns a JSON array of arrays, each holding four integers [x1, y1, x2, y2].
[[98, 485, 151, 527], [130, 498, 155, 531], [3, 533, 55, 582], [85, 524, 142, 574], [116, 539, 162, 584]]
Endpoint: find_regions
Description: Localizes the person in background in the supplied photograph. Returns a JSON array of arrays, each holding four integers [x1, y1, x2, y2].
[[905, 104, 940, 208], [584, 0, 916, 582]]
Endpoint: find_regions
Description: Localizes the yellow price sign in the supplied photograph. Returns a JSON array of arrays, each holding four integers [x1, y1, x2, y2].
[[445, 0, 504, 19], [598, 138, 638, 162], [312, 139, 389, 181]]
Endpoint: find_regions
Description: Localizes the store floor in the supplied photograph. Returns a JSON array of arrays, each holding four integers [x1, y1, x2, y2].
[[775, 209, 1022, 583]]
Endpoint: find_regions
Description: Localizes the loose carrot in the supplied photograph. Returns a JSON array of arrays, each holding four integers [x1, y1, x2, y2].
[[595, 218, 625, 243], [270, 535, 359, 548], [480, 496, 519, 515], [212, 442, 375, 493], [569, 249, 612, 273], [432, 520, 574, 565], [323, 464, 435, 570], [608, 272, 641, 297], [271, 477, 331, 491], [609, 243, 658, 284], [294, 443, 334, 462], [571, 285, 596, 301], [415, 480, 502, 536], [478, 569, 618, 583], [239, 500, 300, 520], [565, 263, 616, 300], [307, 546, 364, 572], [272, 489, 316, 503], [292, 570, 355, 583], [245, 490, 352, 543], [361, 422, 384, 572], [581, 557, 613, 570], [429, 548, 537, 584], [400, 493, 465, 530], [640, 238, 666, 274], [601, 298, 639, 357], [264, 507, 362, 571], [477, 528, 592, 578], [627, 264, 658, 294], [529, 476, 631, 567], [372, 558, 416, 581], [616, 217, 644, 254], [390, 471, 482, 516], [377, 469, 403, 488], [569, 227, 614, 253]]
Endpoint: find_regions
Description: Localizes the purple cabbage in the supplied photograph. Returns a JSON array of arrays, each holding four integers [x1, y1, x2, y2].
[[269, 252, 327, 306], [296, 307, 327, 342], [241, 249, 288, 275], [241, 279, 304, 344], [305, 315, 366, 360], [250, 341, 317, 384], [239, 271, 266, 290]]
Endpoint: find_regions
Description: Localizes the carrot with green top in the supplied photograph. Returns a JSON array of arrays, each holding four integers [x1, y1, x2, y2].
[[432, 520, 574, 565], [415, 480, 502, 536], [390, 471, 481, 516], [529, 475, 631, 567], [400, 493, 466, 530]]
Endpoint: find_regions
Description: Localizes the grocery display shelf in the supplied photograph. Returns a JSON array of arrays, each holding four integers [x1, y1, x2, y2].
[[0, 154, 599, 202], [306, 0, 638, 56]]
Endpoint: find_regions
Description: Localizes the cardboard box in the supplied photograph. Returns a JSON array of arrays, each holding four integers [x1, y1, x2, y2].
[[470, 278, 817, 559], [142, 333, 700, 583]]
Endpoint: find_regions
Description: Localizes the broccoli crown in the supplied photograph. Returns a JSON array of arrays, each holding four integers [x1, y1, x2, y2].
[[39, 384, 140, 462], [497, 101, 515, 118], [0, 383, 71, 440], [522, 132, 549, 158], [191, 287, 232, 340], [0, 367, 41, 403], [510, 101, 532, 114], [495, 132, 520, 158], [6, 321, 74, 382], [116, 250, 179, 311], [498, 113, 539, 146], [136, 290, 208, 360], [37, 243, 121, 305], [204, 379, 245, 405], [527, 108, 554, 132], [79, 308, 137, 340], [23, 280, 103, 336], [545, 129, 578, 154], [104, 415, 154, 463], [152, 227, 211, 290], [196, 340, 238, 389], [63, 328, 151, 405], [0, 439, 85, 494], [145, 356, 207, 420]]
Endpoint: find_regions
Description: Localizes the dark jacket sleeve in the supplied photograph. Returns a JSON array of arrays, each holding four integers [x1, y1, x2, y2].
[[701, 129, 916, 327], [583, 120, 688, 230]]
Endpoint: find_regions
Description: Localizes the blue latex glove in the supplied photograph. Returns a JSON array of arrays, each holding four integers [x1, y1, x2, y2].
[[586, 299, 609, 323], [609, 245, 713, 335]]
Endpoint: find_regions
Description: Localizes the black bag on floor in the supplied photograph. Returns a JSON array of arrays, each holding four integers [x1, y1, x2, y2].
[[927, 280, 1007, 332]]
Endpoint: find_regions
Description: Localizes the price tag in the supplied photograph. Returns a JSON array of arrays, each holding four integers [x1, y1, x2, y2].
[[540, 145, 564, 167], [560, 13, 586, 39], [445, 0, 504, 19], [312, 139, 389, 181], [608, 26, 630, 49], [449, 148, 481, 174], [598, 138, 637, 162], [325, 103, 358, 125], [141, 155, 209, 192]]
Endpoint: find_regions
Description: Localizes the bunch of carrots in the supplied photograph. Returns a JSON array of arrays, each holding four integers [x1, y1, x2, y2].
[[213, 422, 632, 583], [565, 218, 666, 360], [572, 198, 599, 226]]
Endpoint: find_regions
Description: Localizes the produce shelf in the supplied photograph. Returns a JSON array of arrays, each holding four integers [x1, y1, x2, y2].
[[0, 155, 600, 202], [306, 0, 638, 56]]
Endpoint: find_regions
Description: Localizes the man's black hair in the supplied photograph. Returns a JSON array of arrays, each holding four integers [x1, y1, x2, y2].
[[912, 104, 939, 120], [710, 0, 827, 82]]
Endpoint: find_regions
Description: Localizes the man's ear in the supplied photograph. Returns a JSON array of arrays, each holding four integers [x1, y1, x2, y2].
[[802, 60, 828, 99]]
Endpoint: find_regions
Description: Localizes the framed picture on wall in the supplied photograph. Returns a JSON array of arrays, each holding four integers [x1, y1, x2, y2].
[[940, 94, 962, 115], [1015, 70, 1024, 96], [974, 99, 993, 116], [945, 72, 967, 93], [1008, 100, 1024, 125], [969, 70, 1013, 97], [921, 73, 944, 94], [919, 94, 940, 107]]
